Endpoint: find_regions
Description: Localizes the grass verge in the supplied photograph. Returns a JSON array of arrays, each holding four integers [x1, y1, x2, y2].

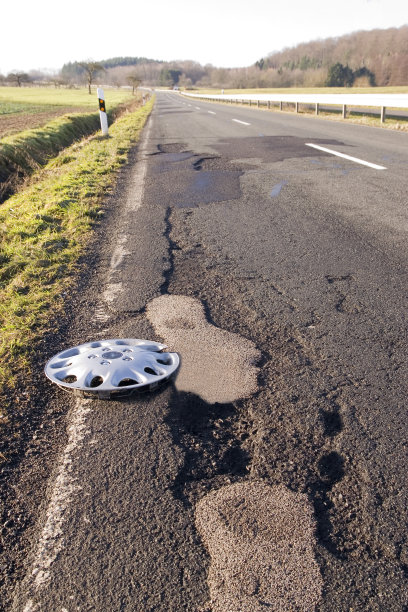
[[0, 97, 155, 417], [0, 95, 139, 201], [0, 113, 101, 200]]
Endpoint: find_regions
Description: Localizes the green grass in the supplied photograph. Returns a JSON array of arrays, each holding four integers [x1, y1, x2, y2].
[[0, 97, 154, 405], [0, 91, 140, 200], [0, 112, 101, 197], [0, 101, 61, 116], [0, 86, 133, 109]]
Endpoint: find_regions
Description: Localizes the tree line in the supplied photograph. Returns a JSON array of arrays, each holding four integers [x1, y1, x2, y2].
[[1, 26, 407, 90], [258, 25, 408, 87]]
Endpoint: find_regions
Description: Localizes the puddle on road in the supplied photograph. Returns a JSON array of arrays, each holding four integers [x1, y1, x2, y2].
[[146, 295, 260, 404], [270, 181, 288, 197], [195, 481, 323, 612]]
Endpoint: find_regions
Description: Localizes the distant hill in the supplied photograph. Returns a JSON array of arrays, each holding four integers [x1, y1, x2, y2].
[[56, 28, 408, 90], [98, 57, 161, 69], [61, 57, 160, 80], [259, 25, 408, 86]]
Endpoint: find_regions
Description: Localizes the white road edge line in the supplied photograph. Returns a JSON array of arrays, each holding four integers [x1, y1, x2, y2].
[[232, 119, 251, 126], [305, 143, 387, 170], [21, 399, 93, 611], [208, 111, 216, 115], [18, 116, 155, 612]]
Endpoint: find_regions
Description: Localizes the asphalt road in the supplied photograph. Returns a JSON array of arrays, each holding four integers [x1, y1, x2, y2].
[[5, 92, 408, 611]]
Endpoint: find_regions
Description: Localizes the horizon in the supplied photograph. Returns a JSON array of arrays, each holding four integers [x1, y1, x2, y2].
[[4, 22, 408, 77], [1, 0, 407, 75]]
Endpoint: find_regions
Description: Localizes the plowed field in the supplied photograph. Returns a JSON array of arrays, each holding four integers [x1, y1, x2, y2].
[[0, 106, 87, 137]]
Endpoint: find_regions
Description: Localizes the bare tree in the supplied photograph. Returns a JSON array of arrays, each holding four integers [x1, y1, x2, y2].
[[260, 24, 408, 87], [79, 61, 105, 94], [7, 72, 30, 87], [127, 74, 142, 94], [51, 77, 67, 89]]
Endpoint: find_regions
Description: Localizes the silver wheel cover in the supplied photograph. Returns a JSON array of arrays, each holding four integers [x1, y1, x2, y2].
[[45, 339, 179, 398]]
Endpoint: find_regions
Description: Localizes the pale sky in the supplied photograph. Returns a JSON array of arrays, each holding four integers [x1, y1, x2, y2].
[[1, 0, 407, 74]]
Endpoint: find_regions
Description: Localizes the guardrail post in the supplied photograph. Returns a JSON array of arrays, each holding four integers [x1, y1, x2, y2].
[[381, 106, 386, 123], [280, 101, 283, 111], [342, 104, 347, 119], [315, 103, 319, 115], [295, 102, 299, 113], [268, 101, 271, 110], [257, 100, 260, 107]]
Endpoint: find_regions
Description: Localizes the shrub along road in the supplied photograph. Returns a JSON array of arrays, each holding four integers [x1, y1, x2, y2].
[[3, 92, 408, 610]]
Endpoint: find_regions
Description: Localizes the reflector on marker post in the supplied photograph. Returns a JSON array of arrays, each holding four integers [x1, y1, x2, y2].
[[97, 87, 108, 136]]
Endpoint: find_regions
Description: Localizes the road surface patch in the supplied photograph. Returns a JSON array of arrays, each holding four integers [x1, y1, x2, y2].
[[305, 143, 387, 170], [146, 295, 260, 403], [195, 481, 323, 611], [147, 150, 243, 207], [212, 135, 345, 164]]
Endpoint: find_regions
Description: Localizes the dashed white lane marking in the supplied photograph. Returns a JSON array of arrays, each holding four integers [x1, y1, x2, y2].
[[195, 106, 201, 110], [232, 118, 251, 126], [208, 111, 216, 115], [305, 143, 387, 170]]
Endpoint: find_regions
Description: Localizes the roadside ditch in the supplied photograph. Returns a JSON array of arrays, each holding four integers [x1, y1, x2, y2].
[[0, 96, 144, 203]]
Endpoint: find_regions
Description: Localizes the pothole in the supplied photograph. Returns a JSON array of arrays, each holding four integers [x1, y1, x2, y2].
[[146, 295, 260, 404], [157, 143, 189, 154], [146, 149, 243, 207], [195, 481, 323, 611]]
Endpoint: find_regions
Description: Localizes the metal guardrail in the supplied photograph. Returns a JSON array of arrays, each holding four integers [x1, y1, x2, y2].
[[181, 92, 408, 123]]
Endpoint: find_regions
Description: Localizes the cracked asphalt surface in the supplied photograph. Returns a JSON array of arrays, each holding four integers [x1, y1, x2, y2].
[[1, 92, 408, 611]]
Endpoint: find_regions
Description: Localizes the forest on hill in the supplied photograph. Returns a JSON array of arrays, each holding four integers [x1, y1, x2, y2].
[[64, 26, 408, 89], [258, 25, 408, 87]]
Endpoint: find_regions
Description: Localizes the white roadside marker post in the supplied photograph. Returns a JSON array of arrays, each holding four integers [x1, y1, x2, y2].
[[97, 87, 109, 136]]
